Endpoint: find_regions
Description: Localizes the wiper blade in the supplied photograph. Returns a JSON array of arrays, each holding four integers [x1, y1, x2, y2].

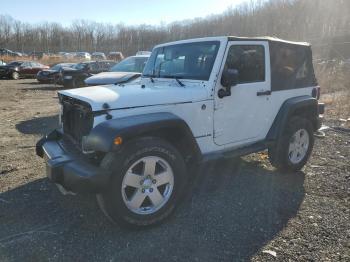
[[160, 75, 185, 86], [142, 74, 155, 82], [175, 77, 185, 87]]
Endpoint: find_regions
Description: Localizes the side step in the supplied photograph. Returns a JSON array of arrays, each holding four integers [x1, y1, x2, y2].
[[202, 141, 267, 162], [223, 142, 267, 159]]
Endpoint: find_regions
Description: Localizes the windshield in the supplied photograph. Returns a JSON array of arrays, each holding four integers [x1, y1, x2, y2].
[[110, 56, 148, 73], [73, 63, 87, 70], [143, 41, 220, 80], [8, 61, 23, 66], [51, 63, 74, 70]]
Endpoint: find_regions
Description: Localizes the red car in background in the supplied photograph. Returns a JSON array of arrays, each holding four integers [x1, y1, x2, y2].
[[0, 61, 49, 79]]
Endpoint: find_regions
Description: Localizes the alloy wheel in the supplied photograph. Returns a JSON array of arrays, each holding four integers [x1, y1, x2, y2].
[[121, 156, 174, 215]]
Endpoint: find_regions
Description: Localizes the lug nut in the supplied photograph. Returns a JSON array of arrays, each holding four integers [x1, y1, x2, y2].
[[152, 179, 156, 184], [142, 189, 145, 193], [149, 188, 153, 193]]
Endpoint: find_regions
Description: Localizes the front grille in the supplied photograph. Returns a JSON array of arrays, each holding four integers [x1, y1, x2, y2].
[[61, 95, 93, 145]]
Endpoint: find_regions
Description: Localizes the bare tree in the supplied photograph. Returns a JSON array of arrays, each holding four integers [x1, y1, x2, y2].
[[0, 0, 349, 58]]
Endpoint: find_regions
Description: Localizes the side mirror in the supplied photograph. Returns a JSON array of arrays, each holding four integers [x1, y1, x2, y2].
[[218, 69, 239, 98]]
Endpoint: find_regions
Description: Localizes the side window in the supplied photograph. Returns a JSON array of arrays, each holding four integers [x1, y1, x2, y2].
[[89, 63, 99, 71], [225, 45, 265, 84], [270, 44, 316, 91], [97, 62, 105, 70], [104, 62, 112, 70], [22, 62, 31, 67]]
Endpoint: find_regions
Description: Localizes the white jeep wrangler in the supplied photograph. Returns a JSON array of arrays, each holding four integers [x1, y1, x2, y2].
[[37, 36, 324, 227]]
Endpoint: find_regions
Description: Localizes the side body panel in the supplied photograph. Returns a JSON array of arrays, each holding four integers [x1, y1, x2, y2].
[[213, 41, 272, 146]]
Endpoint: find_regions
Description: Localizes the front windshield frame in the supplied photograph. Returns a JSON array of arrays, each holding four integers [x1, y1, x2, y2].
[[142, 41, 220, 81]]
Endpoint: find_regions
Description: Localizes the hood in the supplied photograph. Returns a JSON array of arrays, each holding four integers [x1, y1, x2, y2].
[[85, 71, 141, 85], [59, 81, 208, 111], [0, 65, 15, 69]]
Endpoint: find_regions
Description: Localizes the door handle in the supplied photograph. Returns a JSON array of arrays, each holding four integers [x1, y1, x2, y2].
[[256, 90, 271, 96]]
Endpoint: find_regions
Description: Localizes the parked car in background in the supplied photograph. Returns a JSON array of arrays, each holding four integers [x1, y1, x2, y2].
[[340, 58, 350, 69], [36, 63, 76, 83], [91, 52, 106, 60], [0, 60, 6, 66], [63, 52, 76, 59], [107, 51, 124, 61], [75, 52, 91, 60], [136, 51, 151, 56], [85, 54, 150, 86], [0, 48, 19, 57], [28, 51, 48, 60], [0, 61, 49, 79], [14, 52, 23, 57], [61, 60, 116, 88]]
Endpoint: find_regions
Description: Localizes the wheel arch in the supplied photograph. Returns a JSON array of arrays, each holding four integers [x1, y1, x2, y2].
[[266, 95, 318, 143], [86, 112, 202, 163]]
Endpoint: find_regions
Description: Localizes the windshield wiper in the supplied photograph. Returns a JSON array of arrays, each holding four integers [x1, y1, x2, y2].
[[143, 74, 155, 83], [161, 75, 186, 87], [175, 77, 185, 87]]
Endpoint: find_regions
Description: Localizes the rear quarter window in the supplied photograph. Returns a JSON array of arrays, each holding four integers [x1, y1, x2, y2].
[[270, 43, 317, 91]]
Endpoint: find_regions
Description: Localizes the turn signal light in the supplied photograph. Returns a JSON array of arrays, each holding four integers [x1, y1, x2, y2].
[[114, 136, 123, 145]]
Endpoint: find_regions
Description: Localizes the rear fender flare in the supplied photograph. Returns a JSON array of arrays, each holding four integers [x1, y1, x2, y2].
[[266, 95, 318, 143]]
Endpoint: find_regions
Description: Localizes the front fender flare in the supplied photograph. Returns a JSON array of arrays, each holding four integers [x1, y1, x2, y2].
[[84, 112, 199, 154]]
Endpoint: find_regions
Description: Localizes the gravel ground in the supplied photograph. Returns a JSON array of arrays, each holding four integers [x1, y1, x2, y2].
[[0, 79, 349, 261]]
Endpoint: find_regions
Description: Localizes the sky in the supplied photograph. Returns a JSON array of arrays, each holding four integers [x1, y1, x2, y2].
[[1, 0, 247, 26]]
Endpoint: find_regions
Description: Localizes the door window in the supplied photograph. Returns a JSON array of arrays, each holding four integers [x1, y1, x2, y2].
[[31, 62, 41, 67], [224, 45, 265, 84], [89, 62, 99, 71], [22, 62, 31, 68]]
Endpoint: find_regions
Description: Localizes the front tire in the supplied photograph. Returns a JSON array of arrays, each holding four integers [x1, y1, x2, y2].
[[97, 137, 187, 227], [11, 71, 19, 80], [268, 117, 314, 172]]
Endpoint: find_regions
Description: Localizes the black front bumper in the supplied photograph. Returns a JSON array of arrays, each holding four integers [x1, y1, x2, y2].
[[0, 70, 9, 78], [36, 130, 110, 194], [37, 74, 54, 82]]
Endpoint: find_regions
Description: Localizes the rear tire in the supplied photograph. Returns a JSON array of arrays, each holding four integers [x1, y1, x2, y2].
[[268, 117, 314, 172], [97, 137, 187, 228], [11, 71, 19, 80]]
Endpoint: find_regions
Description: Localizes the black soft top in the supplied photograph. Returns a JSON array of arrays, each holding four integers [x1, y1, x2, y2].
[[228, 36, 310, 46]]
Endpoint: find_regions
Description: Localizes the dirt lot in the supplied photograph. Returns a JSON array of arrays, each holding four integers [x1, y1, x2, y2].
[[0, 79, 349, 261]]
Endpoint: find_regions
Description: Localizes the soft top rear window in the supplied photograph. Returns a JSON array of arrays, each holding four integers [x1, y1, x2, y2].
[[270, 42, 317, 91]]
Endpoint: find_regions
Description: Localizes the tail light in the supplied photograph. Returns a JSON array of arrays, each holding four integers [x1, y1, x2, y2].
[[312, 86, 321, 100]]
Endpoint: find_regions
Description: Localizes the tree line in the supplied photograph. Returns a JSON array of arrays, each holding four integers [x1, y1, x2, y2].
[[0, 0, 349, 58]]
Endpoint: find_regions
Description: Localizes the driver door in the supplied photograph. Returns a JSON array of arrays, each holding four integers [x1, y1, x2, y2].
[[20, 62, 32, 75], [213, 41, 272, 147]]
